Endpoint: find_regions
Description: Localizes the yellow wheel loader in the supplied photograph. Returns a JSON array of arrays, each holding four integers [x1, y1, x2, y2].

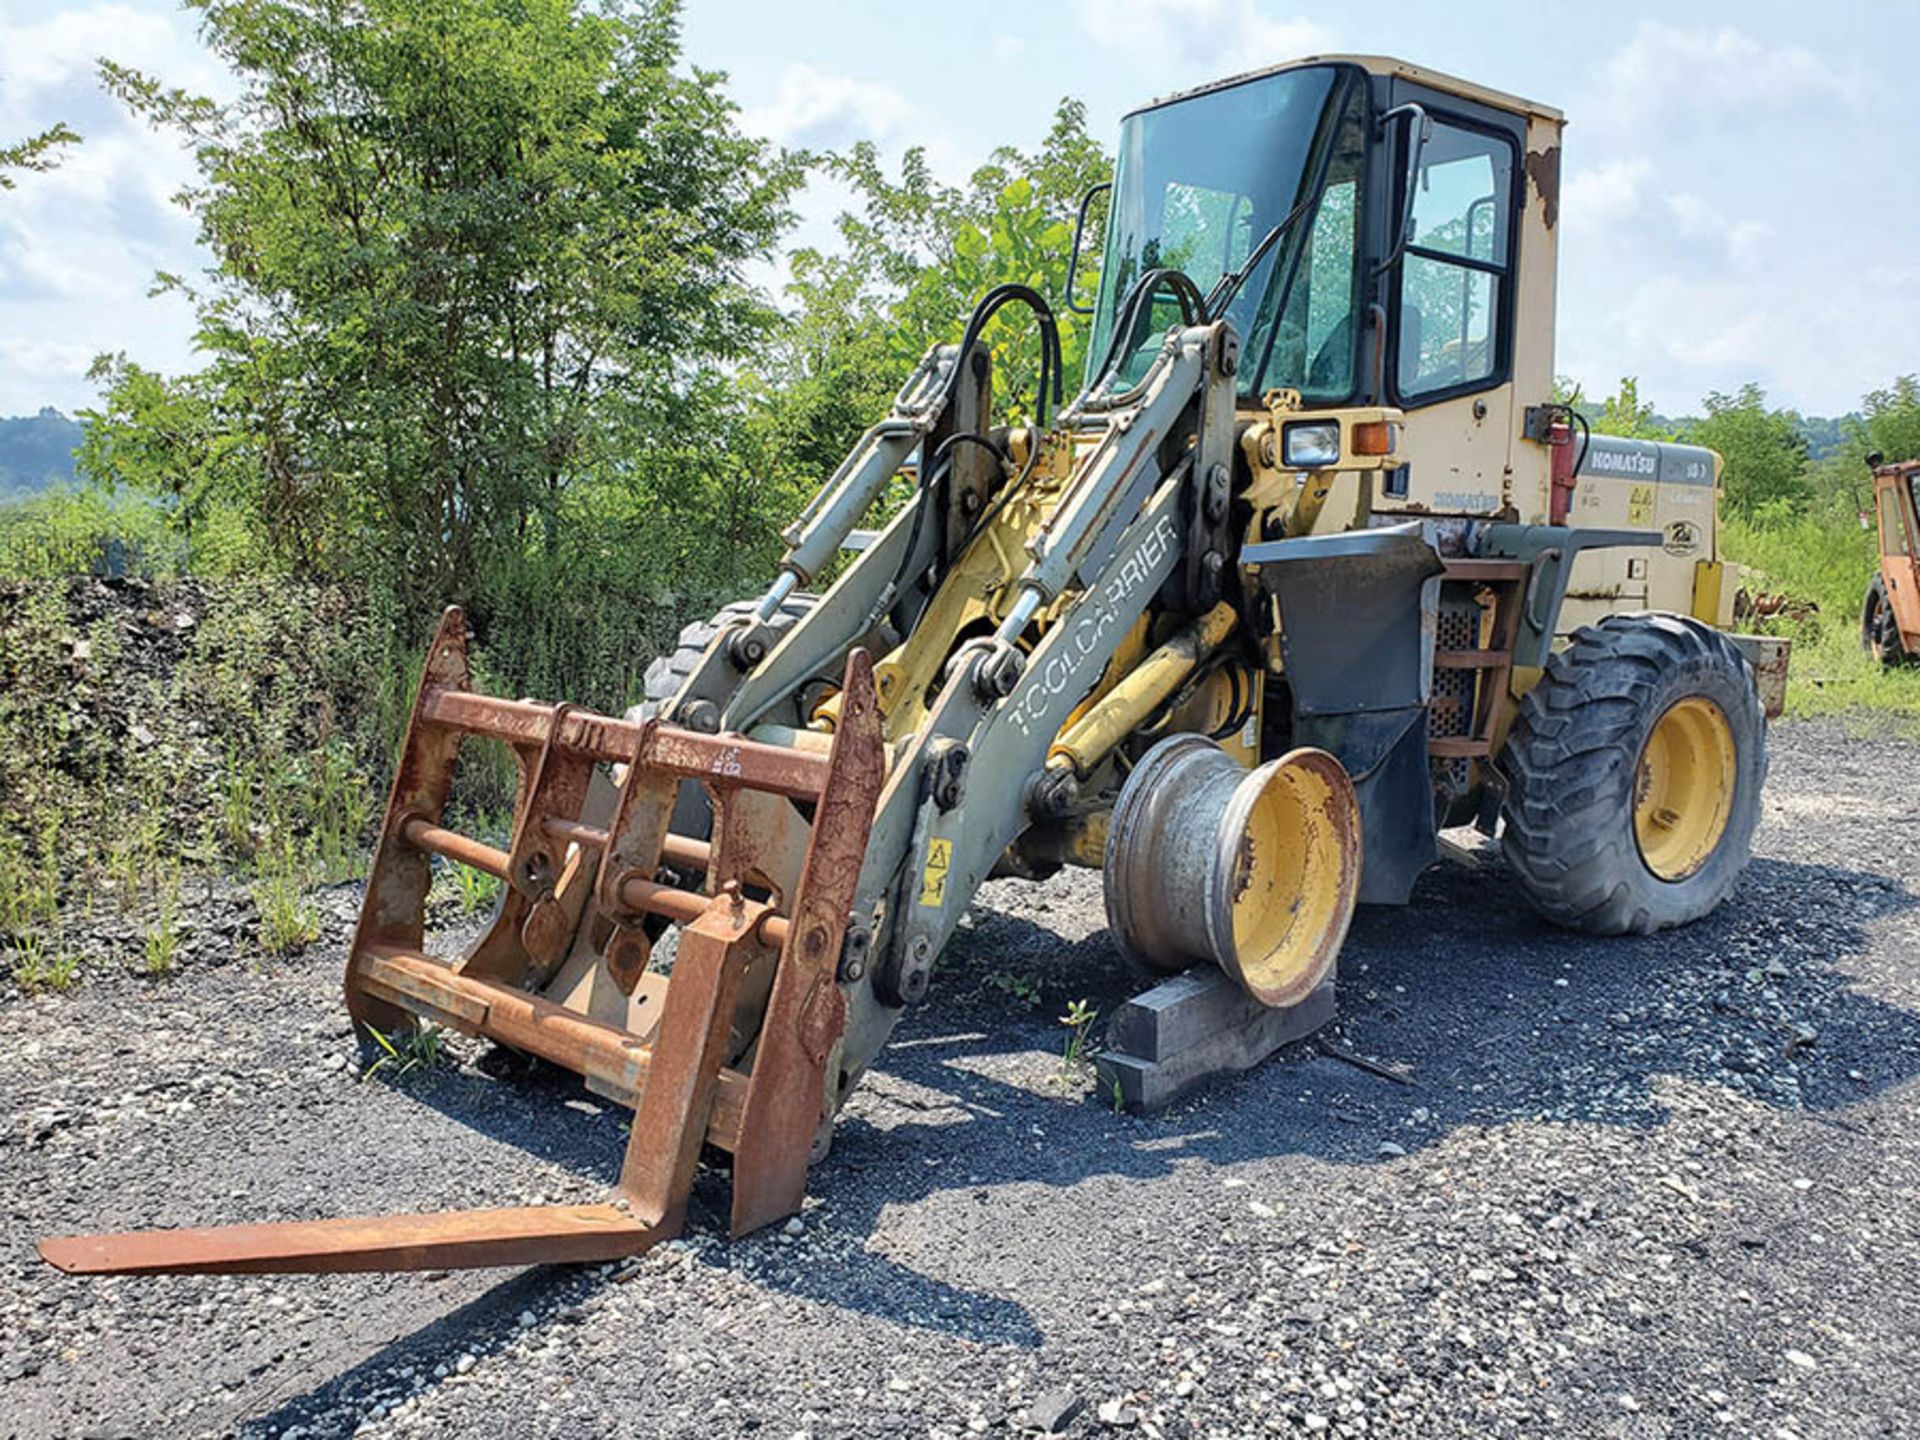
[[42, 54, 1786, 1278]]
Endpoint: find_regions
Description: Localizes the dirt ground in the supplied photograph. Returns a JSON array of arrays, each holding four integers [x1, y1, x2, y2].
[[3, 715, 1918, 1439]]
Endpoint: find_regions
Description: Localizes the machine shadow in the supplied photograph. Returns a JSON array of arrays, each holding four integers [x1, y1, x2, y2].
[[400, 1055, 1045, 1345], [801, 848, 1920, 1227], [238, 1267, 583, 1440]]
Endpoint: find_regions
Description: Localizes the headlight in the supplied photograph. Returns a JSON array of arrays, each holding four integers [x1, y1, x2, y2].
[[1281, 420, 1341, 468]]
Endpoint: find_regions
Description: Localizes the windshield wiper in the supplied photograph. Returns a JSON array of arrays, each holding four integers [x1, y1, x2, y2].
[[1200, 189, 1320, 322]]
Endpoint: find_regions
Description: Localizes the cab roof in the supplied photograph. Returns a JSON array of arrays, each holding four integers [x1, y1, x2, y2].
[[1132, 53, 1564, 125]]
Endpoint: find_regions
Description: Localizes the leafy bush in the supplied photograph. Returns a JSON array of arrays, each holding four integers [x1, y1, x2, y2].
[[0, 489, 184, 579]]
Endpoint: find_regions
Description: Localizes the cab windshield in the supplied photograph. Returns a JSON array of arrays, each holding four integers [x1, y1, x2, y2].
[[1089, 65, 1368, 403]]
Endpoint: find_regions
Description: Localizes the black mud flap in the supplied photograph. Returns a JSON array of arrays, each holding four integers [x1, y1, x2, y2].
[[1245, 522, 1445, 905]]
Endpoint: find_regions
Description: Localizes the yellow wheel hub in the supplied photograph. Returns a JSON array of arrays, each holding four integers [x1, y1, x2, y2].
[[1634, 695, 1736, 881], [1226, 750, 1359, 1007]]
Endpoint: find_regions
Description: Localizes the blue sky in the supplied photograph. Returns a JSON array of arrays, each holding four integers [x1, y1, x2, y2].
[[2, 0, 1916, 419]]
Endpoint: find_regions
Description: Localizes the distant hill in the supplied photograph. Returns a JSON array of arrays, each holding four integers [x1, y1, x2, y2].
[[0, 408, 84, 501], [1794, 413, 1857, 462], [1645, 411, 1858, 462]]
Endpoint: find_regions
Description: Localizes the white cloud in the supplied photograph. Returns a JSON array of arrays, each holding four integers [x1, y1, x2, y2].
[[0, 335, 97, 381], [1, 3, 212, 95], [1074, 0, 1332, 86], [1660, 192, 1772, 267], [741, 63, 915, 152], [1596, 22, 1850, 136], [0, 1, 228, 413], [1549, 18, 1901, 413], [1562, 158, 1651, 228], [1559, 239, 1920, 418], [1619, 274, 1769, 370]]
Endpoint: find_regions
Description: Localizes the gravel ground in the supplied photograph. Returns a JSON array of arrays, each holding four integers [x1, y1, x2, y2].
[[4, 715, 1919, 1440]]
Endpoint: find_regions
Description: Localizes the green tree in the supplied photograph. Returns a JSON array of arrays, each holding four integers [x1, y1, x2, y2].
[[0, 123, 80, 189], [765, 100, 1110, 480], [1862, 375, 1920, 464], [77, 356, 262, 553], [92, 0, 798, 639], [1596, 377, 1677, 440], [1556, 376, 1673, 440], [1690, 382, 1811, 518]]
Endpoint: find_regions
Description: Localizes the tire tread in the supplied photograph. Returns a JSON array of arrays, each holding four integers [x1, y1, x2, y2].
[[1497, 613, 1766, 936]]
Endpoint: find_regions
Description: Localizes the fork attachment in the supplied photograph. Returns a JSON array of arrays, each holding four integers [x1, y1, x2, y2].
[[40, 607, 884, 1276]]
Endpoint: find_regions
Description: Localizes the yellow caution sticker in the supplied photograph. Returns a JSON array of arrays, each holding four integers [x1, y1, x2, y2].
[[917, 837, 953, 908], [1628, 483, 1654, 527]]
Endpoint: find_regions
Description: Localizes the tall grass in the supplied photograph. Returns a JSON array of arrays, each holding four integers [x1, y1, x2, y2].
[[1720, 511, 1920, 729]]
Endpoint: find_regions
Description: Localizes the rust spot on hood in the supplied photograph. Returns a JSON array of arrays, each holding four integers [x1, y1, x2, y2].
[[1525, 145, 1560, 229]]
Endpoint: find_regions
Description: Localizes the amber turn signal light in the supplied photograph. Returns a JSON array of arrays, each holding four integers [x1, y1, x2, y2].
[[1352, 420, 1395, 456]]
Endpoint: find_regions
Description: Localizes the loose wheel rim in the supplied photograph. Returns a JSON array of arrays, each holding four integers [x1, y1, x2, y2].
[[1633, 695, 1736, 881]]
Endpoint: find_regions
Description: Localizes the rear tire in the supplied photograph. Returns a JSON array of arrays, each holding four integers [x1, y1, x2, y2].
[[1862, 577, 1907, 665], [1497, 614, 1766, 935]]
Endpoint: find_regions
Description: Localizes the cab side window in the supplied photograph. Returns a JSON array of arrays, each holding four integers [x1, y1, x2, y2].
[[1884, 485, 1913, 557], [1396, 120, 1514, 401]]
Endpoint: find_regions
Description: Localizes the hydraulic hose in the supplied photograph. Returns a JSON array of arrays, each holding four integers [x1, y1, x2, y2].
[[887, 287, 1062, 609], [945, 283, 1064, 427], [1077, 266, 1207, 411]]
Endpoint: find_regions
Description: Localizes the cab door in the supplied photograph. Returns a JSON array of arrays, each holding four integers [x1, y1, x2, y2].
[[1374, 76, 1526, 522]]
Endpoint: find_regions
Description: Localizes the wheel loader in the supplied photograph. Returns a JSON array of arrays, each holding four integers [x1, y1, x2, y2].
[[42, 54, 1787, 1277]]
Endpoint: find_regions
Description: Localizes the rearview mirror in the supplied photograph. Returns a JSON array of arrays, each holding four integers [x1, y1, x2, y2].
[[1063, 181, 1112, 316]]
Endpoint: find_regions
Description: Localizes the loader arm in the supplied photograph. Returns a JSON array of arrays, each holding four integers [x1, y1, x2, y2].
[[671, 319, 1242, 1077]]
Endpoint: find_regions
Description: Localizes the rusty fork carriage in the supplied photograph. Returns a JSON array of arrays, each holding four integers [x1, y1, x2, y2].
[[40, 608, 885, 1275]]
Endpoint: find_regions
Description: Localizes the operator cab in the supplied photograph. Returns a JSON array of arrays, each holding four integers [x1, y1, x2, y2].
[[1085, 55, 1563, 526]]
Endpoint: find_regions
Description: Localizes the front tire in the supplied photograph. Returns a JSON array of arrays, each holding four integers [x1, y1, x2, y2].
[[625, 595, 817, 843], [1497, 614, 1766, 935], [628, 594, 818, 725]]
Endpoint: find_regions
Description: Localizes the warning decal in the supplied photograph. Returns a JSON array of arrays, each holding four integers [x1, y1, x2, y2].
[[917, 837, 953, 908]]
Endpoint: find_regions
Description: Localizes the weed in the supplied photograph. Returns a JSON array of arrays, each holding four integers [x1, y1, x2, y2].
[[253, 838, 320, 954], [1111, 1075, 1127, 1113], [0, 826, 61, 945], [309, 745, 371, 883], [987, 970, 1043, 1007], [361, 1023, 447, 1082], [143, 872, 182, 976], [1059, 997, 1099, 1072], [108, 832, 142, 909], [10, 932, 78, 993], [220, 753, 257, 857], [451, 863, 501, 915], [0, 833, 37, 936], [427, 853, 504, 916]]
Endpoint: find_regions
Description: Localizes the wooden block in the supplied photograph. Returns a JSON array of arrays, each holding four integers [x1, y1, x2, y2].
[[1096, 971, 1334, 1114]]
